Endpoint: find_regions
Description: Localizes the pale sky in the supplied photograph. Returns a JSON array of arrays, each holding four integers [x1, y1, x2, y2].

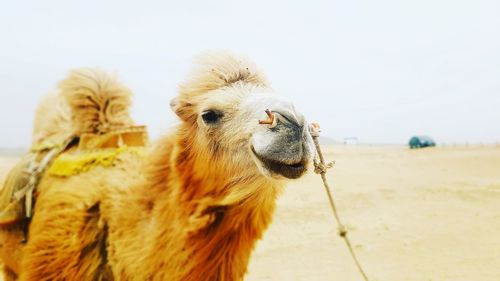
[[0, 0, 499, 147]]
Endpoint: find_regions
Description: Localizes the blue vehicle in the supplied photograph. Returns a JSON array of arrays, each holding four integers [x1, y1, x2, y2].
[[409, 136, 436, 149]]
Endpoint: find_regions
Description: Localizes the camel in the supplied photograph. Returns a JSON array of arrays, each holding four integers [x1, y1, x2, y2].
[[0, 52, 315, 281], [0, 67, 135, 280]]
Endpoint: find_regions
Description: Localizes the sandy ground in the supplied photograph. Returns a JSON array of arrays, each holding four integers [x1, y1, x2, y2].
[[1, 145, 500, 280], [246, 145, 500, 281]]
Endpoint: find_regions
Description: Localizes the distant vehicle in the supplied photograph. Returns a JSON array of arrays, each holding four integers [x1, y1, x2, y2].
[[409, 136, 436, 149], [343, 137, 358, 145]]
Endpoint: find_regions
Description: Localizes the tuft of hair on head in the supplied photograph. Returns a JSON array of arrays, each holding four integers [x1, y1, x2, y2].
[[178, 51, 269, 99], [172, 51, 270, 121], [58, 68, 134, 135]]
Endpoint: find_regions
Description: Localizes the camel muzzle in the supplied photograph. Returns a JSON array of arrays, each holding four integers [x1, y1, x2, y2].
[[253, 109, 313, 179]]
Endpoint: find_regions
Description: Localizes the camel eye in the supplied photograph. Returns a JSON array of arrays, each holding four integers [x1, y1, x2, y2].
[[201, 110, 222, 124]]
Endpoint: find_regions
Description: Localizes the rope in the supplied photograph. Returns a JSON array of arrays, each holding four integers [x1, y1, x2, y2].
[[309, 124, 370, 281]]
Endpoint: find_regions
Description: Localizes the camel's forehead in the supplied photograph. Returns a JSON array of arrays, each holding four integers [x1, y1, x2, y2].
[[240, 92, 291, 107], [194, 86, 274, 110]]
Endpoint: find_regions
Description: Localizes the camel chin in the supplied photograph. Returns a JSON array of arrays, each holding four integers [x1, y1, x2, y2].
[[251, 147, 308, 179]]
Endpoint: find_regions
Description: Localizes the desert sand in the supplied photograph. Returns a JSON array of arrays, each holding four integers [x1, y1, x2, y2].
[[1, 145, 500, 281], [246, 145, 500, 281]]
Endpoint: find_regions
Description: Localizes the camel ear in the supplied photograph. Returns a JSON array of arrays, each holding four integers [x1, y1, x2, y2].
[[170, 97, 192, 121]]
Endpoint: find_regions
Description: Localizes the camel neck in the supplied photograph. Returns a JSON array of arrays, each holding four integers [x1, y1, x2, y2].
[[133, 133, 280, 280], [187, 203, 276, 281], [148, 194, 277, 281]]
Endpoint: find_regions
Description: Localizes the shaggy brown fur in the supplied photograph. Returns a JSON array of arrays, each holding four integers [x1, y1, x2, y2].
[[1, 68, 134, 280], [2, 53, 304, 281], [32, 68, 134, 146], [59, 68, 133, 135]]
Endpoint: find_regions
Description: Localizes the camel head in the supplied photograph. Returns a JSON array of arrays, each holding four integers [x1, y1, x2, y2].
[[171, 52, 315, 185]]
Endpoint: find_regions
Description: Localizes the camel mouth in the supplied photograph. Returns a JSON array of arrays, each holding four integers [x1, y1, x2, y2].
[[251, 146, 307, 179]]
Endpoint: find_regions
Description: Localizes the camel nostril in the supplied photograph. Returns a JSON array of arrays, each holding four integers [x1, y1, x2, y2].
[[271, 110, 303, 130]]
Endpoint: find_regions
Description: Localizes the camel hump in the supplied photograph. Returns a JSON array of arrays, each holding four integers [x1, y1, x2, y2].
[[58, 68, 134, 135], [179, 51, 270, 97]]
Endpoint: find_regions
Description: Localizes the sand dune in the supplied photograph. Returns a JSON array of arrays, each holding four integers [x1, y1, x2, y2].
[[1, 145, 500, 280]]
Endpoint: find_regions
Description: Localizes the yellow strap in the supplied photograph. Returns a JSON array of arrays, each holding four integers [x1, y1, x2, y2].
[[48, 146, 143, 177]]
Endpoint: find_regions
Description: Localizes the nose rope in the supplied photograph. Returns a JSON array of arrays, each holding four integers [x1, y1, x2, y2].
[[258, 109, 278, 128], [257, 115, 370, 280], [309, 122, 370, 281]]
